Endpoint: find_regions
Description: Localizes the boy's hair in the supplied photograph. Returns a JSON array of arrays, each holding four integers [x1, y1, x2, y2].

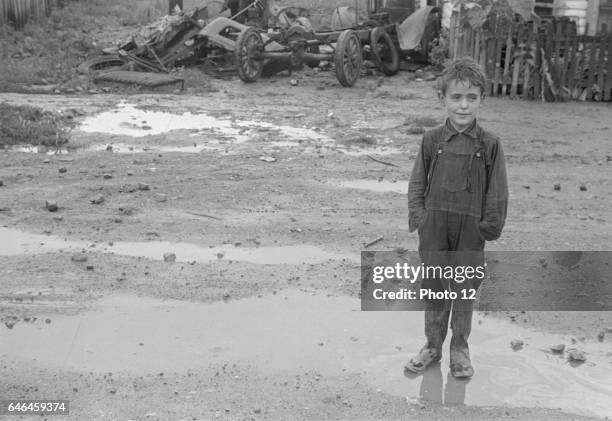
[[438, 57, 487, 96]]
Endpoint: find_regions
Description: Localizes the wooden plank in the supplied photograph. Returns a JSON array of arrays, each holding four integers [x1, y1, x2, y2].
[[492, 23, 505, 97], [586, 35, 600, 100], [502, 22, 514, 96], [511, 24, 523, 97], [474, 29, 480, 63], [553, 19, 563, 86], [486, 35, 495, 96], [596, 26, 608, 101], [566, 28, 579, 98], [560, 22, 572, 91], [523, 22, 534, 99], [534, 29, 542, 100], [479, 30, 487, 77], [606, 32, 612, 101]]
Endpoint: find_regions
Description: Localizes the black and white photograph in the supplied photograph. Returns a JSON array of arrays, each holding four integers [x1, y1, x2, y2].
[[1, 0, 611, 419]]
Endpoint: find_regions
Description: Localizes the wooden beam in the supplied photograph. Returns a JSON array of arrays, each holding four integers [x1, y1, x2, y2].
[[586, 0, 600, 35]]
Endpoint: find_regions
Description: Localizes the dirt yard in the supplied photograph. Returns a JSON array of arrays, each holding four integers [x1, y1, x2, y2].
[[0, 68, 611, 420]]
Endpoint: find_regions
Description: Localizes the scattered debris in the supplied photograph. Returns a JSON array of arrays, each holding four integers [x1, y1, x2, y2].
[[90, 195, 105, 205], [184, 211, 221, 220], [510, 339, 524, 351], [366, 155, 399, 167], [71, 253, 88, 263], [568, 349, 586, 362], [364, 236, 384, 248], [550, 344, 565, 353], [45, 200, 58, 212]]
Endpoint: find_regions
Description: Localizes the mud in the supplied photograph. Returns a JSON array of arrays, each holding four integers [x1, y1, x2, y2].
[[1, 71, 611, 420]]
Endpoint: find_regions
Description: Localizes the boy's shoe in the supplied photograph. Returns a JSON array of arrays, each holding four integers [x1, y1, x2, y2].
[[450, 347, 474, 378], [404, 347, 442, 373]]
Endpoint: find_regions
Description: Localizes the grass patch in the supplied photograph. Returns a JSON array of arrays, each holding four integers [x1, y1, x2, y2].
[[410, 116, 439, 127], [0, 103, 75, 147]]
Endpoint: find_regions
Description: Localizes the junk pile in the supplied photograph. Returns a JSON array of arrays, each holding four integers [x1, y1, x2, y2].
[[77, 4, 235, 89]]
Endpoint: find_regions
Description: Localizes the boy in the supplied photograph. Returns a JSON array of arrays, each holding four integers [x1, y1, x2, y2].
[[405, 57, 508, 378]]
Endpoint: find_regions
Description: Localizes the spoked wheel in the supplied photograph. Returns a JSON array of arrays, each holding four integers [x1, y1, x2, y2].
[[334, 29, 362, 87], [370, 27, 400, 76], [235, 27, 265, 83]]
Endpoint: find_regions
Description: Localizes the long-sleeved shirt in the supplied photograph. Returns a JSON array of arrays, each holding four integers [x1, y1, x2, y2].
[[408, 119, 508, 241]]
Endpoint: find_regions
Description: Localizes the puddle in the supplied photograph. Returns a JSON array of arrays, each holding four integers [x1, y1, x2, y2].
[[0, 227, 355, 265], [10, 145, 69, 155], [1, 290, 610, 418], [334, 180, 409, 194], [78, 102, 334, 144]]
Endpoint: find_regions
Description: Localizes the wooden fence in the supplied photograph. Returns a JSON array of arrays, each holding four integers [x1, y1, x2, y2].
[[0, 0, 62, 29], [450, 14, 612, 102]]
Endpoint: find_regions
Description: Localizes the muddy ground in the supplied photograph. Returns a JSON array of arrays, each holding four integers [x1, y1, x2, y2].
[[0, 69, 611, 420]]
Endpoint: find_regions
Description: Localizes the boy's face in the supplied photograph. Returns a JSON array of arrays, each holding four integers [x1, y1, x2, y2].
[[441, 79, 483, 132]]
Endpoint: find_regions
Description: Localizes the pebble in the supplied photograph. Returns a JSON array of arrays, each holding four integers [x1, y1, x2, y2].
[[43, 158, 51, 164], [580, 184, 587, 191], [163, 253, 176, 263], [553, 183, 561, 191], [568, 349, 586, 361], [71, 253, 88, 263], [90, 195, 105, 205], [597, 331, 605, 342], [45, 200, 58, 212], [103, 173, 113, 179], [86, 265, 94, 271], [550, 344, 565, 353], [510, 339, 524, 350], [58, 167, 67, 173], [137, 183, 150, 191]]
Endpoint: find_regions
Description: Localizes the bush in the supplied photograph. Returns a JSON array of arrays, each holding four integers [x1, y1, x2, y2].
[[0, 103, 74, 147]]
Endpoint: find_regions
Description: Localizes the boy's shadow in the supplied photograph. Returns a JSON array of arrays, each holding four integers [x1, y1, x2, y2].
[[404, 362, 469, 406]]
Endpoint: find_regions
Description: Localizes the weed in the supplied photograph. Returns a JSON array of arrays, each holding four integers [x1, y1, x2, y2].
[[410, 116, 439, 127], [0, 103, 74, 147]]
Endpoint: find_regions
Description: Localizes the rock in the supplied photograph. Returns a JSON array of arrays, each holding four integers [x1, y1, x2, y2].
[[43, 158, 51, 164], [90, 195, 105, 205], [163, 253, 176, 263], [259, 156, 277, 163], [290, 79, 299, 86], [103, 173, 113, 179], [553, 183, 561, 191], [127, 171, 134, 176], [510, 339, 524, 351], [579, 184, 587, 191], [58, 167, 67, 173], [45, 200, 58, 212], [45, 318, 51, 324], [568, 349, 586, 362], [550, 344, 565, 353], [137, 183, 150, 191], [86, 265, 94, 270], [597, 331, 605, 342], [71, 253, 88, 263]]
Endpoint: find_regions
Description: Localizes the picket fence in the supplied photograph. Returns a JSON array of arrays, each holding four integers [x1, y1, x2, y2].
[[0, 0, 61, 29], [449, 13, 612, 102]]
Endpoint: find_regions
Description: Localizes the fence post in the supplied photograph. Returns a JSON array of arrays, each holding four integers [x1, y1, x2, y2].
[[606, 31, 612, 101], [596, 25, 608, 101], [586, 34, 600, 100], [502, 22, 514, 96]]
